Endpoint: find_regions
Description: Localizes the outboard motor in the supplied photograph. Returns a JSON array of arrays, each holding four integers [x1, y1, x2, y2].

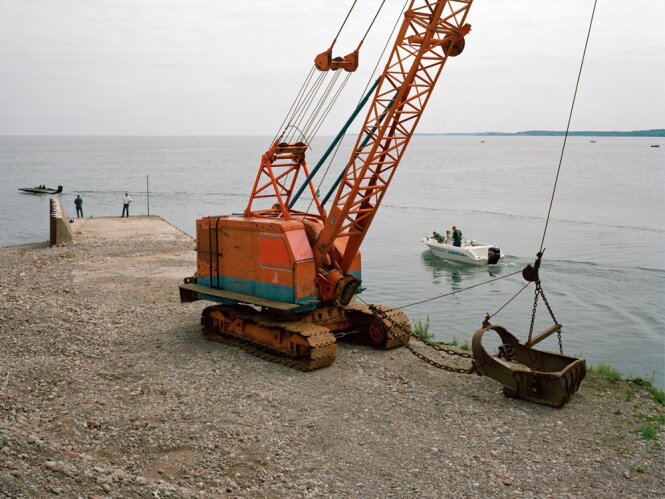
[[488, 247, 501, 265]]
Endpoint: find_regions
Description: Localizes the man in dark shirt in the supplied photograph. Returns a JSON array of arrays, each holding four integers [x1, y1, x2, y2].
[[74, 195, 83, 218], [452, 225, 463, 247]]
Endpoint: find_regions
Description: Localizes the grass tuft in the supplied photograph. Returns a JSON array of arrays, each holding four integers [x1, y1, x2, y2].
[[633, 414, 665, 441], [629, 377, 665, 407], [441, 336, 471, 351], [635, 425, 658, 440], [589, 363, 623, 383], [412, 316, 434, 342]]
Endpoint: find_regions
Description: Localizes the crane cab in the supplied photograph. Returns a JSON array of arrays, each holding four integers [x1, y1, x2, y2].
[[180, 215, 361, 314]]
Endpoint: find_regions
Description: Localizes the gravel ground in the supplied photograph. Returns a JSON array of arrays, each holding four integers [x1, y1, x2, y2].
[[1, 216, 663, 498]]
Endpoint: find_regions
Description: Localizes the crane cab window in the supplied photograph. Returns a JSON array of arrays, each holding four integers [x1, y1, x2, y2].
[[259, 233, 291, 270]]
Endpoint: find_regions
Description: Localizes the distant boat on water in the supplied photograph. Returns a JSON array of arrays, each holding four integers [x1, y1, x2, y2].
[[651, 144, 660, 148], [18, 185, 63, 194], [589, 139, 597, 143]]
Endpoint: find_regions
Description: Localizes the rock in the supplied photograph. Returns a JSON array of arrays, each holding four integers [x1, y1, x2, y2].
[[113, 469, 127, 480], [44, 460, 60, 471], [0, 472, 15, 485]]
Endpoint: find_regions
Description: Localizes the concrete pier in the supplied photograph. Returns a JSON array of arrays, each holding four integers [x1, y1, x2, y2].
[[49, 197, 73, 246]]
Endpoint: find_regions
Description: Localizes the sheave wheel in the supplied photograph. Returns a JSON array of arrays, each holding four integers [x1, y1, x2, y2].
[[366, 319, 388, 348]]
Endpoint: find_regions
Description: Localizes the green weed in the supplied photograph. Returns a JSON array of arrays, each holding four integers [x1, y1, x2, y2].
[[629, 377, 665, 407], [443, 336, 471, 351], [589, 364, 622, 383], [635, 425, 658, 440], [633, 414, 665, 441], [412, 316, 433, 342]]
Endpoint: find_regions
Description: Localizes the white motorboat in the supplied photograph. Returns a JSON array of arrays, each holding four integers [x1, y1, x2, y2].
[[422, 236, 503, 266]]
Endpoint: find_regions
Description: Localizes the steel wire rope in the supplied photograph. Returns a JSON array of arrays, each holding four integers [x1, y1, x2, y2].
[[276, 1, 387, 207], [488, 281, 531, 320], [273, 0, 359, 144], [301, 70, 343, 142], [360, 0, 387, 46], [539, 0, 598, 253], [305, 0, 395, 150], [429, 0, 599, 333], [334, 0, 360, 42], [308, 72, 353, 143], [290, 72, 330, 140], [273, 65, 317, 144], [356, 269, 524, 311], [284, 73, 328, 141], [283, 72, 327, 143], [302, 0, 409, 216], [299, 0, 388, 145], [286, 71, 329, 142], [285, 72, 343, 197], [283, 71, 342, 187], [291, 74, 353, 212]]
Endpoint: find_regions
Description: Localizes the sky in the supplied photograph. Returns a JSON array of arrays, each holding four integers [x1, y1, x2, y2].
[[0, 0, 663, 135]]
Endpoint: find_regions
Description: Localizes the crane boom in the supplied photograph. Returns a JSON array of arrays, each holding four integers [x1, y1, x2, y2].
[[314, 0, 473, 273]]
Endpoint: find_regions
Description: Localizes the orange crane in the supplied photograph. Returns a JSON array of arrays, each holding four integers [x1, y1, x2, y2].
[[180, 0, 474, 370]]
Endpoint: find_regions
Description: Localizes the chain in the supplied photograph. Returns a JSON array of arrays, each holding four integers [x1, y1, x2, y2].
[[369, 305, 476, 375], [527, 283, 540, 344], [406, 345, 477, 374], [539, 286, 563, 354]]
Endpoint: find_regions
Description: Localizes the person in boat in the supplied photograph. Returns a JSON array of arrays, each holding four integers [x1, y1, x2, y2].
[[74, 194, 83, 218], [452, 225, 463, 247], [444, 230, 452, 244], [431, 231, 444, 243], [121, 192, 132, 217]]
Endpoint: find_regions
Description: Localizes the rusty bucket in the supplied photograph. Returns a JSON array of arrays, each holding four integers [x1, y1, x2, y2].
[[472, 324, 586, 408]]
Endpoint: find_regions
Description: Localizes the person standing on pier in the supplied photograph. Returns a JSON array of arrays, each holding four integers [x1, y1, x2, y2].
[[121, 192, 132, 217], [74, 194, 83, 218]]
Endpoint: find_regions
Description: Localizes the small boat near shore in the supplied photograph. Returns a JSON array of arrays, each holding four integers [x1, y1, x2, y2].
[[18, 185, 63, 194], [423, 236, 503, 266]]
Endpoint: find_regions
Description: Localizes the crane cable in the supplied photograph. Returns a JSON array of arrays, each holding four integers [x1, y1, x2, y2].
[[539, 0, 598, 252], [297, 0, 389, 145], [333, 0, 360, 44], [365, 0, 599, 320], [274, 0, 377, 145], [273, 65, 317, 145], [302, 0, 409, 216], [357, 269, 524, 311]]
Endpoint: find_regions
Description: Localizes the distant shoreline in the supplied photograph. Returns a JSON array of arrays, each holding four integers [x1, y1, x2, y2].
[[0, 129, 664, 138], [420, 129, 665, 137]]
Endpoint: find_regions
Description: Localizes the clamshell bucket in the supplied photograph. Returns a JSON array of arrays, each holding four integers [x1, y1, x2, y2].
[[472, 324, 586, 408]]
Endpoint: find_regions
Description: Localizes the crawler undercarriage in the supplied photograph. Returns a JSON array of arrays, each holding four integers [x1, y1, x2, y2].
[[200, 302, 410, 371]]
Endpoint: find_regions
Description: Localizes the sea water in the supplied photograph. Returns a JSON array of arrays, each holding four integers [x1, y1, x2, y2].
[[1, 135, 663, 387]]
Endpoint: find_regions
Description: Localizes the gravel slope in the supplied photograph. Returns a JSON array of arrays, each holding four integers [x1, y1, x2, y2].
[[1, 216, 663, 498]]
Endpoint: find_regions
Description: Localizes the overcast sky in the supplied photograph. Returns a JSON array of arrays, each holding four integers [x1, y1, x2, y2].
[[1, 0, 663, 135]]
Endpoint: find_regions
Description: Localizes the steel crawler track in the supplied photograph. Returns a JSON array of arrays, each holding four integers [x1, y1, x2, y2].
[[201, 301, 410, 371]]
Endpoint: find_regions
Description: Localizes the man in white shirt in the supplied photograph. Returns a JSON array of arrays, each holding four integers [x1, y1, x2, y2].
[[122, 192, 132, 217]]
